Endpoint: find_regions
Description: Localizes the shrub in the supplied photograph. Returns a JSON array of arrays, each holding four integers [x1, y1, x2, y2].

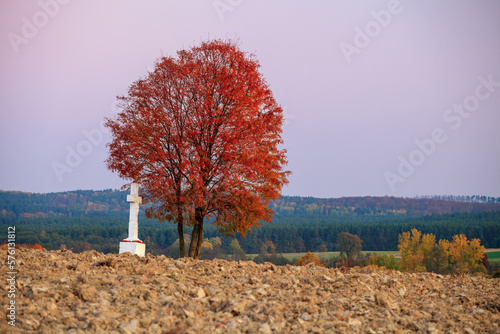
[[364, 264, 386, 270], [295, 252, 324, 267], [264, 254, 292, 266], [0, 243, 46, 250], [320, 256, 341, 268], [253, 255, 264, 264], [368, 254, 400, 271]]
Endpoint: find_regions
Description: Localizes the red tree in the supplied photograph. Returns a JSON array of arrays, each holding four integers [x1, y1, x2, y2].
[[105, 39, 289, 258]]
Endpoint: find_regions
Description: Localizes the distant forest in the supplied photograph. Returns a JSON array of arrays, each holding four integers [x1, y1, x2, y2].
[[1, 190, 499, 255], [416, 194, 500, 203]]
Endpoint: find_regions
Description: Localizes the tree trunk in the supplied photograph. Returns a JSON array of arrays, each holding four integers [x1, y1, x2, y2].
[[188, 207, 204, 259], [175, 177, 185, 257], [177, 220, 185, 258], [188, 223, 203, 259]]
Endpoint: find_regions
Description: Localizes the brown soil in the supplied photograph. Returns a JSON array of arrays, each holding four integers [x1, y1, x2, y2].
[[1, 249, 499, 333]]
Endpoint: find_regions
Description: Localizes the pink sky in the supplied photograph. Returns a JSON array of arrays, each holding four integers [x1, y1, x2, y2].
[[1, 0, 499, 198]]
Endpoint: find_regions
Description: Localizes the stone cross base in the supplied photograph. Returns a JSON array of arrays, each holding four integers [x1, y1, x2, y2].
[[119, 240, 145, 257]]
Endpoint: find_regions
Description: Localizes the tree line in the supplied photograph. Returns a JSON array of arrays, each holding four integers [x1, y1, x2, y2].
[[416, 194, 500, 203], [3, 190, 500, 220], [3, 210, 499, 256]]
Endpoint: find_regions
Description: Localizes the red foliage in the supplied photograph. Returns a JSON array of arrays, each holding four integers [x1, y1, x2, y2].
[[295, 252, 324, 267], [0, 243, 46, 250], [105, 39, 289, 258]]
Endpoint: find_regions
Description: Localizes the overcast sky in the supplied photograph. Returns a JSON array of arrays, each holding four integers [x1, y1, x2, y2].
[[1, 0, 499, 198]]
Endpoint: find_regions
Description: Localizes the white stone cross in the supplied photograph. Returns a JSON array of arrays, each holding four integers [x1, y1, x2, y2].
[[119, 183, 145, 256], [125, 183, 142, 241]]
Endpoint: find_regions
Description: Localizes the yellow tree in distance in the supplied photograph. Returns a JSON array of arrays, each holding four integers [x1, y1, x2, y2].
[[398, 229, 487, 274], [447, 234, 485, 273], [398, 229, 426, 272]]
